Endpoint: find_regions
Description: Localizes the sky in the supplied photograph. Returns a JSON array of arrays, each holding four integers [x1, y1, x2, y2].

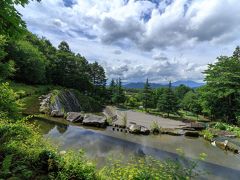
[[17, 0, 240, 83]]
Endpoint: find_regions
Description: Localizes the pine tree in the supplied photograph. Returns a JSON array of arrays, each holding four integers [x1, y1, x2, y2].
[[157, 81, 179, 117], [142, 78, 152, 111]]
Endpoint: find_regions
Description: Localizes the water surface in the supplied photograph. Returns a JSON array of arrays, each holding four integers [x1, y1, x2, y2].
[[33, 118, 240, 180]]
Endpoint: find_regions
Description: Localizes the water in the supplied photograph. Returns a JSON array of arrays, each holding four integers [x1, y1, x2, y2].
[[33, 118, 240, 180]]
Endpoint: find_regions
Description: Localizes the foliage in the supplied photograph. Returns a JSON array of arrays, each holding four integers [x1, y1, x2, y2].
[[213, 122, 240, 137], [0, 119, 96, 179], [157, 82, 179, 117], [201, 130, 214, 141], [142, 78, 153, 110], [174, 84, 192, 102], [110, 78, 126, 105], [150, 121, 161, 134], [7, 40, 47, 84], [98, 156, 199, 180], [0, 0, 40, 38], [0, 35, 15, 82], [0, 82, 22, 118], [181, 91, 202, 117], [203, 49, 240, 124]]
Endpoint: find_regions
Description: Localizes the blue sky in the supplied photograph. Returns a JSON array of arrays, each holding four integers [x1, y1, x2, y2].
[[17, 0, 240, 83]]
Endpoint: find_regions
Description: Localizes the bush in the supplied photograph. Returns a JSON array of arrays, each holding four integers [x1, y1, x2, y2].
[[0, 119, 96, 179], [0, 82, 22, 118]]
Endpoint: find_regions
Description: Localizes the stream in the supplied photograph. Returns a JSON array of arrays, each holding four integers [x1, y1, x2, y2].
[[32, 118, 240, 180]]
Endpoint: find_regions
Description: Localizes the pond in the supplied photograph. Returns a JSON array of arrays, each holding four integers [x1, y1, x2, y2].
[[32, 118, 240, 180]]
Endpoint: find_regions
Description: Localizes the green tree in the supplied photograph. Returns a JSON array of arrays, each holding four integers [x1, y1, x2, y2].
[[0, 35, 15, 82], [0, 82, 22, 118], [174, 84, 192, 101], [7, 40, 47, 84], [142, 78, 153, 110], [204, 48, 240, 124], [0, 0, 40, 38], [111, 78, 125, 105], [181, 91, 202, 119], [157, 81, 179, 117]]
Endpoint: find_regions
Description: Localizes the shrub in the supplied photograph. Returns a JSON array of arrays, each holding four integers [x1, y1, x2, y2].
[[0, 82, 22, 118]]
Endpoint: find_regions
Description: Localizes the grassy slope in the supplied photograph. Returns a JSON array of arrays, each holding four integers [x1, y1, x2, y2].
[[9, 81, 61, 115]]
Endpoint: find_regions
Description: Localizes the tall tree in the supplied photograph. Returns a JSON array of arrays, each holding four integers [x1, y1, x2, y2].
[[111, 78, 125, 105], [142, 78, 152, 110], [203, 48, 240, 124], [157, 81, 179, 117]]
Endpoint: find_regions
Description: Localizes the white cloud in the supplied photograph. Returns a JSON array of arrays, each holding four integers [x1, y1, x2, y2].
[[17, 0, 240, 83]]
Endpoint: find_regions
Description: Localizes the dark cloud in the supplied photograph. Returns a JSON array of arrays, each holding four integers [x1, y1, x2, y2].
[[101, 17, 144, 45], [113, 50, 122, 55]]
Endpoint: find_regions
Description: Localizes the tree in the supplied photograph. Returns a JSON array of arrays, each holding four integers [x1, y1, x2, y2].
[[174, 84, 192, 101], [58, 41, 71, 52], [142, 78, 152, 110], [0, 35, 15, 82], [0, 0, 40, 38], [111, 78, 125, 105], [203, 48, 240, 124], [181, 91, 202, 119], [157, 81, 179, 117], [7, 40, 47, 84]]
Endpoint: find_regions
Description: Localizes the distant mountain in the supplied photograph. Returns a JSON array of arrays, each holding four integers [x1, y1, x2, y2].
[[123, 82, 166, 89], [171, 81, 205, 88], [123, 80, 204, 89]]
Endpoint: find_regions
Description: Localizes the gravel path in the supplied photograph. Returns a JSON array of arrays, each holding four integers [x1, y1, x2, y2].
[[112, 108, 188, 129]]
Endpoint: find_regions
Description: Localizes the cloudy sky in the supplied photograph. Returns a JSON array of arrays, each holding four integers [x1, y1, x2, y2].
[[17, 0, 240, 83]]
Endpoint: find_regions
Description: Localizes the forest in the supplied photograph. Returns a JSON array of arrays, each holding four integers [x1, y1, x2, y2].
[[1, 0, 240, 179]]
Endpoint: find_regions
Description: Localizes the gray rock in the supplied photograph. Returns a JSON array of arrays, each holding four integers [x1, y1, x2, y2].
[[128, 124, 141, 134], [66, 112, 84, 122], [140, 126, 150, 135], [50, 110, 64, 117], [82, 114, 107, 128]]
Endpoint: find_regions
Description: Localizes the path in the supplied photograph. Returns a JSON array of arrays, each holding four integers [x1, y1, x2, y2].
[[105, 106, 188, 129]]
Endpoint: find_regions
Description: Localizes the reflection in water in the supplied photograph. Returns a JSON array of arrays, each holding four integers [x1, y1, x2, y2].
[[57, 124, 68, 134], [32, 118, 240, 180]]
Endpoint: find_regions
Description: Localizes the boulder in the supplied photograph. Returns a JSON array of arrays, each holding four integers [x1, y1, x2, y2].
[[66, 112, 84, 122], [128, 124, 141, 134], [140, 126, 150, 135], [185, 131, 200, 137], [50, 110, 64, 117], [82, 114, 107, 128]]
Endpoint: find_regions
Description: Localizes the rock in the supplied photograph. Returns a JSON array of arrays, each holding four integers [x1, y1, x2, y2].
[[50, 110, 64, 117], [82, 114, 107, 128], [66, 112, 84, 122], [140, 126, 150, 135], [215, 140, 228, 150], [190, 122, 206, 130], [185, 131, 200, 137], [128, 124, 141, 134], [161, 128, 184, 136], [226, 142, 239, 154]]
